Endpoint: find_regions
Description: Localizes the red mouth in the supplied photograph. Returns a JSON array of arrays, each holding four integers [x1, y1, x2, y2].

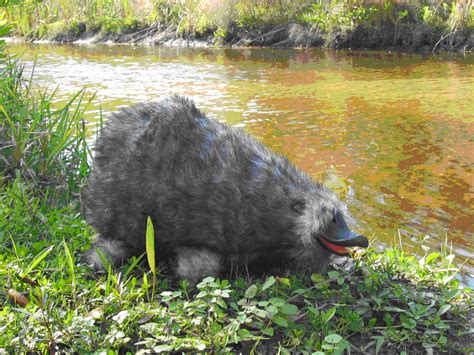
[[317, 237, 352, 256]]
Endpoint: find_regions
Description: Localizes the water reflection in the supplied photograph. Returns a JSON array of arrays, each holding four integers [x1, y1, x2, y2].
[[8, 43, 473, 283]]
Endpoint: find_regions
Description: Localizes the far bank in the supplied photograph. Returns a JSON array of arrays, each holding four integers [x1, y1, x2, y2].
[[3, 0, 473, 53]]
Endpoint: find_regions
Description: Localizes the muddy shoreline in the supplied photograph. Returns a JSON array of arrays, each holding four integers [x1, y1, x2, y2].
[[13, 20, 473, 53]]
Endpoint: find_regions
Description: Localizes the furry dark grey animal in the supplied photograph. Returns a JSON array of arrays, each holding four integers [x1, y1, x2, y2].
[[82, 96, 367, 282]]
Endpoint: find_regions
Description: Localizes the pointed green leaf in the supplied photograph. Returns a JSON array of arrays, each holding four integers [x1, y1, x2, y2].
[[437, 304, 451, 316], [62, 240, 76, 290], [22, 245, 54, 276], [262, 276, 276, 291], [375, 336, 385, 354], [426, 252, 440, 264], [322, 307, 337, 324], [146, 216, 156, 275]]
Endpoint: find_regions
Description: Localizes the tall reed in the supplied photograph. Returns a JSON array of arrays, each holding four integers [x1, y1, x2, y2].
[[0, 60, 93, 205]]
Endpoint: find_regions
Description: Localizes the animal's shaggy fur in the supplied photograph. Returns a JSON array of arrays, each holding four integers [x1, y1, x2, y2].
[[82, 96, 356, 282]]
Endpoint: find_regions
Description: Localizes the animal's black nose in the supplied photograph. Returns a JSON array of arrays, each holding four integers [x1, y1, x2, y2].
[[351, 234, 369, 248], [323, 234, 368, 248]]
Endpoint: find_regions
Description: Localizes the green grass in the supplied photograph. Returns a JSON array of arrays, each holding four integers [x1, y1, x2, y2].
[[4, 0, 147, 38], [1, 191, 472, 352], [0, 59, 93, 205]]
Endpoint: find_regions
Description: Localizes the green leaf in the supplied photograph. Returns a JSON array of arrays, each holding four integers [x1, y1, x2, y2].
[[322, 307, 337, 324], [278, 277, 291, 287], [0, 0, 23, 6], [281, 304, 298, 315], [0, 25, 11, 37], [62, 240, 76, 290], [426, 252, 440, 264], [328, 270, 340, 279], [245, 284, 258, 298], [210, 322, 222, 334], [152, 344, 174, 352], [400, 314, 417, 329], [237, 328, 252, 338], [437, 304, 451, 316], [262, 276, 276, 291], [273, 315, 288, 327], [266, 305, 278, 316], [311, 273, 325, 283], [146, 216, 156, 275], [383, 313, 393, 326], [308, 306, 319, 317], [262, 327, 274, 336], [438, 335, 447, 345], [324, 333, 342, 344], [434, 320, 450, 329], [422, 343, 436, 350], [375, 336, 384, 354], [349, 317, 364, 331], [383, 306, 407, 313], [22, 245, 54, 276], [123, 254, 144, 278], [269, 298, 286, 307]]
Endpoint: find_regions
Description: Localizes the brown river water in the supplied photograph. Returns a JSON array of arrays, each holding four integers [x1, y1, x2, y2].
[[8, 43, 473, 285]]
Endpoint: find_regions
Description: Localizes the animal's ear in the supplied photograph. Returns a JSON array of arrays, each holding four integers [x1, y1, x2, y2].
[[291, 201, 305, 215]]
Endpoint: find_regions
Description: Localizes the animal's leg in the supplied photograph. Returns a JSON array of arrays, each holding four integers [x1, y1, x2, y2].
[[84, 236, 138, 272], [174, 247, 223, 283]]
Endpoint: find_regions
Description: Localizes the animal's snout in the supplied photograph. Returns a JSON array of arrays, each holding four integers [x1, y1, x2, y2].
[[315, 210, 368, 255]]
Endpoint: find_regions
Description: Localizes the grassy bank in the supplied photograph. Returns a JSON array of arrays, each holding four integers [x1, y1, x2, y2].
[[3, 0, 473, 51], [1, 185, 473, 352], [1, 9, 473, 353]]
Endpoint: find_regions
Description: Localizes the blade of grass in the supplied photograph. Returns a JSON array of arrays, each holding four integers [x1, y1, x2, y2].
[[62, 239, 76, 293], [21, 245, 54, 277]]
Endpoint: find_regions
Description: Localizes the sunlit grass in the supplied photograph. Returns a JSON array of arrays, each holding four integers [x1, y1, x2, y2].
[[1, 196, 472, 353], [0, 60, 93, 205]]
